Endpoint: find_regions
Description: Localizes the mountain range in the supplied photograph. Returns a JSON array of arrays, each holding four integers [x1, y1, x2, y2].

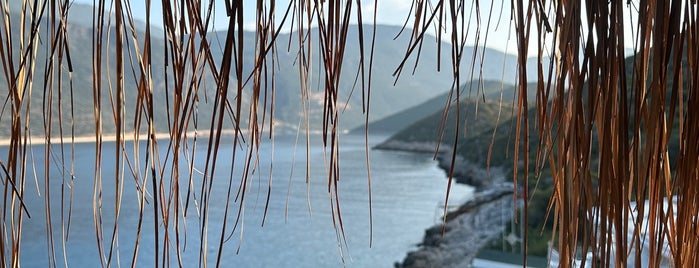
[[0, 3, 549, 138]]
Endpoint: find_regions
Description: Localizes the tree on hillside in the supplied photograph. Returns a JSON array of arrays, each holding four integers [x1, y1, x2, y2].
[[0, 0, 697, 267]]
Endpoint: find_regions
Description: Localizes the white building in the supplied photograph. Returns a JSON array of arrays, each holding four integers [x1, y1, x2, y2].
[[548, 199, 675, 267]]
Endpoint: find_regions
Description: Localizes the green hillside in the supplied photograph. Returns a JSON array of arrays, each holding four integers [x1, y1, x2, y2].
[[354, 80, 516, 134], [387, 95, 514, 147]]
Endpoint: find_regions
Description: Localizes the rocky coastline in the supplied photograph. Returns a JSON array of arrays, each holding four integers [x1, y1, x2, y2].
[[395, 184, 515, 267], [375, 139, 516, 267], [375, 140, 506, 189], [374, 140, 450, 154]]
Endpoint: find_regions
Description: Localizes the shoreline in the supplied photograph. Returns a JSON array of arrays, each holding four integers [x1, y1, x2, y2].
[[373, 140, 452, 154], [382, 139, 518, 267], [0, 130, 241, 147], [0, 128, 359, 147], [396, 183, 516, 267], [374, 139, 506, 189], [0, 133, 163, 147]]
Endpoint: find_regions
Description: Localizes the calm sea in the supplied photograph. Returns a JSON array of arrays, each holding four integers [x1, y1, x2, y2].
[[4, 134, 472, 267]]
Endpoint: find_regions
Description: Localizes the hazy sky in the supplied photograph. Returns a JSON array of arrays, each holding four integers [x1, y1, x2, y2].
[[69, 0, 641, 57], [69, 0, 528, 54]]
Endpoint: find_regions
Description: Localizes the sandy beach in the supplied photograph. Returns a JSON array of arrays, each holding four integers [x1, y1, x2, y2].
[[0, 130, 244, 147]]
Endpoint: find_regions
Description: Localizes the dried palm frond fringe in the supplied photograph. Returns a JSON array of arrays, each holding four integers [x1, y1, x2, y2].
[[0, 0, 697, 267]]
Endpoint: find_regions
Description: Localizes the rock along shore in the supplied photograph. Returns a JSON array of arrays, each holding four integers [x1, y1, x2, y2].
[[376, 139, 516, 267], [395, 184, 515, 268], [375, 140, 506, 189]]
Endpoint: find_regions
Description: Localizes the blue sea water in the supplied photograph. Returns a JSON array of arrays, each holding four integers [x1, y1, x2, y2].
[[3, 134, 472, 267]]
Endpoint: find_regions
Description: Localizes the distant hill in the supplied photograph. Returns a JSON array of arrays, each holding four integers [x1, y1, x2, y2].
[[0, 6, 176, 138], [217, 24, 551, 132], [377, 51, 688, 169], [353, 80, 517, 134], [378, 94, 516, 156]]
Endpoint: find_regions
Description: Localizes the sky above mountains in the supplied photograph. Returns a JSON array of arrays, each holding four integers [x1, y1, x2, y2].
[[68, 0, 640, 57], [69, 0, 524, 55]]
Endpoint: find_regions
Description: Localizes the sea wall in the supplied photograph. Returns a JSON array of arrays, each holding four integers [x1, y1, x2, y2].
[[377, 138, 517, 266], [395, 184, 515, 268]]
